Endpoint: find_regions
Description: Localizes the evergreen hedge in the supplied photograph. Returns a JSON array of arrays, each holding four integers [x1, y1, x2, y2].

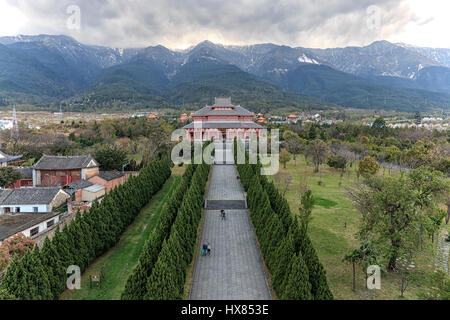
[[122, 142, 212, 300], [0, 159, 171, 300], [121, 164, 197, 300], [234, 140, 333, 300], [144, 162, 210, 300]]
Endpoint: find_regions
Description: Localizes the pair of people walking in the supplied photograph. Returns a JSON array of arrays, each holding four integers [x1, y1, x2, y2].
[[202, 242, 211, 256], [200, 210, 225, 257]]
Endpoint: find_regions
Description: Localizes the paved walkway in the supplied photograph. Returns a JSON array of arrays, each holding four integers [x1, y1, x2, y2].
[[190, 164, 271, 300], [207, 165, 245, 201], [214, 141, 234, 165]]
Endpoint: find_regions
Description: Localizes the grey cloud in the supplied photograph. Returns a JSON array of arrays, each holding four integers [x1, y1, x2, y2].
[[6, 0, 418, 49]]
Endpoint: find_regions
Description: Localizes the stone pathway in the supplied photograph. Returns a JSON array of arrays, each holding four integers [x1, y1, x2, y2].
[[435, 230, 449, 274], [214, 141, 234, 165], [206, 165, 245, 202], [190, 164, 271, 300]]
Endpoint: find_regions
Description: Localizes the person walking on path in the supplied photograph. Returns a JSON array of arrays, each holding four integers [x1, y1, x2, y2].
[[202, 243, 208, 256], [221, 209, 226, 220], [207, 242, 212, 256]]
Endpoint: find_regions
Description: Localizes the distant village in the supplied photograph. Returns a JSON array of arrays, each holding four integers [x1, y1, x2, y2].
[[0, 107, 448, 133], [133, 111, 450, 130], [132, 111, 336, 125], [387, 116, 450, 131]]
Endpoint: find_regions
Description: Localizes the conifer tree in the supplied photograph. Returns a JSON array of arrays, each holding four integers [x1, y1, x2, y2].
[[145, 241, 180, 300], [0, 288, 16, 300], [53, 227, 74, 270], [300, 234, 333, 300], [122, 232, 162, 300], [40, 237, 65, 299], [281, 253, 313, 300], [272, 233, 296, 294], [29, 247, 53, 300], [0, 254, 21, 298]]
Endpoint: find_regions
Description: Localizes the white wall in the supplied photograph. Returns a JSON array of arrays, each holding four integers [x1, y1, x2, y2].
[[82, 188, 105, 202], [32, 169, 38, 187], [0, 204, 48, 214], [21, 215, 60, 238]]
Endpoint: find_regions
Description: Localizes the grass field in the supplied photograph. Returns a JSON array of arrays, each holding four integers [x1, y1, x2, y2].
[[271, 157, 448, 300], [60, 168, 184, 300]]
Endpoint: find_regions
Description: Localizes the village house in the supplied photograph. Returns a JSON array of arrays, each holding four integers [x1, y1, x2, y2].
[[8, 167, 33, 188], [64, 180, 105, 202], [0, 187, 70, 243], [88, 170, 126, 193], [0, 212, 63, 244], [0, 187, 69, 215], [82, 185, 106, 202], [33, 155, 99, 187], [0, 150, 23, 167], [287, 114, 300, 124], [65, 180, 92, 202], [64, 179, 106, 213], [0, 119, 13, 131]]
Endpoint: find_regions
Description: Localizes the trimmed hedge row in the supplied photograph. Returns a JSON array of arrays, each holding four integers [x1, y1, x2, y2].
[[235, 141, 333, 300], [0, 159, 171, 300], [121, 164, 197, 300], [144, 162, 211, 300]]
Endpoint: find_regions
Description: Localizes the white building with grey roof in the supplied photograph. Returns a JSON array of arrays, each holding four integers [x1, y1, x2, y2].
[[0, 187, 69, 214], [0, 187, 70, 243]]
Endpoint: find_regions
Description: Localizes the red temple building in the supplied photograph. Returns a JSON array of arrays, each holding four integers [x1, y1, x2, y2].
[[183, 98, 263, 141]]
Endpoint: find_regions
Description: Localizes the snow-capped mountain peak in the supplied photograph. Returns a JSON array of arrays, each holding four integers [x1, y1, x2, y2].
[[298, 54, 319, 64]]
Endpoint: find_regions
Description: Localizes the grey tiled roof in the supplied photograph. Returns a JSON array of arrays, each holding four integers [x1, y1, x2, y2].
[[0, 189, 12, 204], [84, 184, 105, 193], [183, 121, 264, 130], [96, 171, 124, 181], [34, 155, 99, 170], [66, 180, 93, 190], [214, 97, 233, 107], [0, 212, 59, 241], [0, 187, 67, 205], [193, 105, 253, 117]]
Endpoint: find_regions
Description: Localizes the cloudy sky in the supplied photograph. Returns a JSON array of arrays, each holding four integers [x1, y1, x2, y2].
[[0, 0, 449, 49]]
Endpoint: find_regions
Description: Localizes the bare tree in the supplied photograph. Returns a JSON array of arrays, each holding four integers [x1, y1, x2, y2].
[[282, 175, 292, 197], [274, 173, 293, 197], [284, 137, 305, 165], [305, 139, 330, 173]]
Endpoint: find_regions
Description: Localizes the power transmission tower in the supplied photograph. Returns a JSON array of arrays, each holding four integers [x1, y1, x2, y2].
[[11, 105, 19, 141], [59, 103, 63, 123]]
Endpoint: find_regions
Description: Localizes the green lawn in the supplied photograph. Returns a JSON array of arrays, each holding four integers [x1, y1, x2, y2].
[[271, 157, 446, 300], [60, 173, 181, 300]]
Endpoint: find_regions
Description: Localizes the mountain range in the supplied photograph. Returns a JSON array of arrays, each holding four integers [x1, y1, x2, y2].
[[0, 34, 449, 113]]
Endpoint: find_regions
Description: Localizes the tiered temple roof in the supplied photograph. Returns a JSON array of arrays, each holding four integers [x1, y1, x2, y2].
[[183, 121, 263, 129], [192, 98, 253, 117], [183, 98, 264, 139]]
